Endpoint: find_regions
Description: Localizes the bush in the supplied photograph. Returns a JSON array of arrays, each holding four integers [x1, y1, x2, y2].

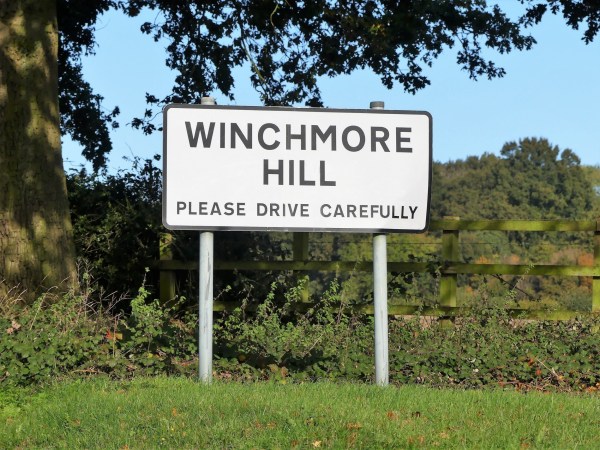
[[2, 275, 600, 391], [67, 156, 163, 298], [67, 157, 295, 306], [0, 278, 110, 386], [215, 279, 374, 382], [0, 272, 197, 386], [390, 296, 600, 391], [115, 284, 197, 377]]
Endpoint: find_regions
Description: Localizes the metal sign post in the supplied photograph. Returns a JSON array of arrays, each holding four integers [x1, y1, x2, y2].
[[198, 96, 215, 383], [198, 230, 213, 382], [370, 101, 389, 386]]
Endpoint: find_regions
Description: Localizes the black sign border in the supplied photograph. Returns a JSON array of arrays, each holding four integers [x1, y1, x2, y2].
[[162, 104, 433, 234]]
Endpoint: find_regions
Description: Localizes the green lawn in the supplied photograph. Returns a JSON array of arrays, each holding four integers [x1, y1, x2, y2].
[[2, 377, 599, 449]]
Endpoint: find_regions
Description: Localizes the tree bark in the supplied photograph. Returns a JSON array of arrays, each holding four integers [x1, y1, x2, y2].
[[0, 0, 76, 302]]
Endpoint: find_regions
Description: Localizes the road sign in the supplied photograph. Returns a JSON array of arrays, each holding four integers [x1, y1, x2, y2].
[[163, 105, 432, 232]]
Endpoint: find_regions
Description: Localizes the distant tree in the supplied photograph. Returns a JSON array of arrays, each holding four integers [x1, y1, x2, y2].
[[431, 153, 510, 220], [582, 165, 600, 214], [433, 138, 595, 221], [499, 138, 593, 218]]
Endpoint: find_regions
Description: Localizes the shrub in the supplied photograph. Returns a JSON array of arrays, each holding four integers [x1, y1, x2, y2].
[[214, 279, 374, 382], [389, 296, 600, 391], [0, 278, 110, 386], [0, 272, 197, 386], [2, 274, 600, 392], [67, 156, 163, 298], [114, 284, 197, 377], [66, 157, 294, 306]]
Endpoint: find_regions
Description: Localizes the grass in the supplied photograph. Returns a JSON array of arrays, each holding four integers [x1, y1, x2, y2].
[[1, 377, 599, 449]]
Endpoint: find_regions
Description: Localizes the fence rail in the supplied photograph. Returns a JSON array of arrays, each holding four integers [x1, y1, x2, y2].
[[159, 218, 600, 320]]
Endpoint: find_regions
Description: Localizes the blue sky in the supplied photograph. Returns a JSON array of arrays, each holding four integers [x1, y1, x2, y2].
[[62, 7, 600, 172]]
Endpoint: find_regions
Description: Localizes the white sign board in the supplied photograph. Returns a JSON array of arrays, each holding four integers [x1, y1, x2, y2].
[[163, 105, 432, 232]]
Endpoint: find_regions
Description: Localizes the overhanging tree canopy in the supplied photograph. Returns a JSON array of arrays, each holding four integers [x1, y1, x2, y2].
[[57, 0, 600, 169]]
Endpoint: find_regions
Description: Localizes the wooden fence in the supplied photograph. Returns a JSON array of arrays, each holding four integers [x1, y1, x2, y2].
[[159, 218, 600, 320]]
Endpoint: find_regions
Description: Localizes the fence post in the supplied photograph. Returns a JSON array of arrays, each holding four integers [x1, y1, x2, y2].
[[159, 232, 176, 304], [440, 216, 459, 321], [593, 218, 600, 312], [293, 232, 310, 302]]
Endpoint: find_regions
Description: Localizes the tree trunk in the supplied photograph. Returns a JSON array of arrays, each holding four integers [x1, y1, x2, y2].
[[0, 0, 76, 302]]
